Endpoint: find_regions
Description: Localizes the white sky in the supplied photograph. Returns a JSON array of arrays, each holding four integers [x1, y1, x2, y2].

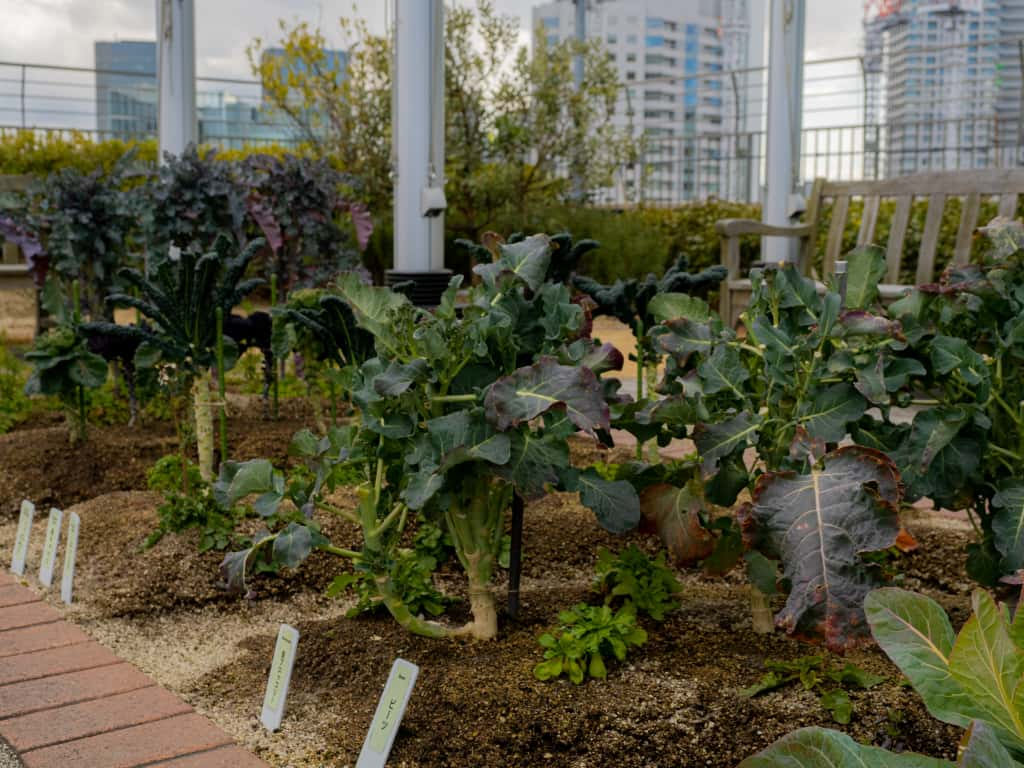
[[0, 1, 866, 78]]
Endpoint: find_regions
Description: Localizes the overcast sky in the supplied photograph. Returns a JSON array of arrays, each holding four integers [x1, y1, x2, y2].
[[2, 1, 865, 78]]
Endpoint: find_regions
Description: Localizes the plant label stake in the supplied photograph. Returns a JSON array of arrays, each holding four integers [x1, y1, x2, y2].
[[10, 500, 34, 575], [260, 624, 300, 732], [60, 512, 81, 604], [356, 658, 419, 768], [38, 508, 63, 588]]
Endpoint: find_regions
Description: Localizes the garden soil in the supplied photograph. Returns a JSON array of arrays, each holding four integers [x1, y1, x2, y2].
[[0, 422, 974, 768]]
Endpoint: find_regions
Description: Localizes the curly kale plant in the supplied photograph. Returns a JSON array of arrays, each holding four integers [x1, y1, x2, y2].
[[574, 254, 727, 399], [242, 153, 372, 290], [217, 234, 640, 640]]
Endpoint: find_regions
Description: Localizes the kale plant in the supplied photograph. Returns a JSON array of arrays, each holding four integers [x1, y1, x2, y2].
[[217, 234, 640, 640], [242, 153, 372, 290]]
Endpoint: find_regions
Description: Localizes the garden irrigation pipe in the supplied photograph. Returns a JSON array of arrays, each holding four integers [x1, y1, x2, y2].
[[507, 493, 524, 621]]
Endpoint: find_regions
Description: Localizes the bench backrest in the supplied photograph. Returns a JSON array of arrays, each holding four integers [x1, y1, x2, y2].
[[808, 169, 1024, 284]]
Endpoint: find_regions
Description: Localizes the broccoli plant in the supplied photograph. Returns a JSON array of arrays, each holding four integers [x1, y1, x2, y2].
[[241, 153, 372, 291], [218, 234, 640, 640], [86, 237, 264, 481], [620, 248, 920, 651], [872, 218, 1024, 586]]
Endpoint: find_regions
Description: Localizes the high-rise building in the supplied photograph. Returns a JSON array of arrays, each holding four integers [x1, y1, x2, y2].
[[864, 0, 1024, 178], [94, 41, 347, 148], [94, 41, 158, 140], [531, 0, 766, 203]]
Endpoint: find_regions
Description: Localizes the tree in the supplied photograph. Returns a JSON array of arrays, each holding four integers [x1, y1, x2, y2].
[[249, 1, 639, 241]]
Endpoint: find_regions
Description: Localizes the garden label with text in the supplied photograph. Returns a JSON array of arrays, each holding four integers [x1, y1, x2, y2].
[[37, 508, 63, 588], [260, 624, 299, 731], [60, 512, 81, 604], [10, 500, 34, 575], [356, 658, 419, 768]]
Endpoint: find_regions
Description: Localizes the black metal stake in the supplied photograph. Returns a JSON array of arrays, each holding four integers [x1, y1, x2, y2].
[[507, 493, 524, 621]]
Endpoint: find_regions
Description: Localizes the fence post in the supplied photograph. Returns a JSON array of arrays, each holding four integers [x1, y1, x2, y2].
[[20, 65, 26, 129]]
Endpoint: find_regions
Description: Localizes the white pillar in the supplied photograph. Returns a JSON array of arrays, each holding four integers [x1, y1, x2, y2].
[[763, 0, 805, 264], [428, 0, 445, 272], [156, 0, 197, 159], [394, 0, 445, 275]]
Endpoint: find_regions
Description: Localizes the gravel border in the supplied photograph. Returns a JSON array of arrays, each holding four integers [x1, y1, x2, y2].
[[0, 738, 23, 768]]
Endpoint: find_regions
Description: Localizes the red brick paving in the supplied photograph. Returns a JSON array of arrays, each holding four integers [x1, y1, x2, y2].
[[0, 574, 270, 767]]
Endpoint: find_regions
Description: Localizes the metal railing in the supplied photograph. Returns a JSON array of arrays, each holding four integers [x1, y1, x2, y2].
[[2, 32, 1023, 204]]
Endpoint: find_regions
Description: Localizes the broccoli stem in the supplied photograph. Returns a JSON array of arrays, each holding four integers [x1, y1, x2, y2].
[[192, 374, 215, 482]]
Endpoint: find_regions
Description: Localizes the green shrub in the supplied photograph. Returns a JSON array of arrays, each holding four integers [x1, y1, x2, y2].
[[0, 341, 31, 434]]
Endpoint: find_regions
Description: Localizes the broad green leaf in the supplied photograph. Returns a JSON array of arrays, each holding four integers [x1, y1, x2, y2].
[[949, 590, 1024, 748], [497, 430, 568, 499], [655, 318, 714, 364], [337, 272, 409, 341], [426, 410, 512, 471], [403, 467, 446, 511], [68, 350, 109, 389], [865, 588, 972, 728], [744, 551, 779, 596], [992, 481, 1024, 573], [820, 689, 852, 724], [697, 344, 749, 397], [693, 411, 759, 472], [775, 265, 823, 325], [961, 721, 1023, 768], [744, 447, 902, 651], [134, 340, 164, 369], [214, 459, 281, 507], [484, 356, 609, 437], [931, 335, 989, 390], [738, 726, 953, 767], [373, 359, 431, 396], [273, 522, 315, 568], [648, 293, 710, 324], [704, 451, 750, 507], [638, 482, 714, 565], [854, 355, 888, 405], [844, 245, 887, 310], [571, 468, 641, 534], [797, 383, 867, 442], [473, 234, 551, 292]]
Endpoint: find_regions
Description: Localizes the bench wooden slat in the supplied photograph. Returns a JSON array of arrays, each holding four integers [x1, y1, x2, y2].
[[953, 192, 981, 266], [886, 195, 912, 283], [916, 194, 946, 284], [824, 195, 850, 280], [857, 195, 881, 247], [999, 193, 1018, 219], [822, 168, 1024, 197]]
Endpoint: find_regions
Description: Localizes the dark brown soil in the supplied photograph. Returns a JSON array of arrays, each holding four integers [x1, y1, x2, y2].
[[0, 420, 974, 767]]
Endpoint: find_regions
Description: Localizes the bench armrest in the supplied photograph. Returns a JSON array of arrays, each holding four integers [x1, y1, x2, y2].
[[715, 219, 813, 238]]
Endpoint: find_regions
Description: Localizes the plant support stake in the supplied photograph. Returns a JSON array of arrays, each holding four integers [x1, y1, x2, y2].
[[507, 492, 524, 620], [216, 307, 228, 466]]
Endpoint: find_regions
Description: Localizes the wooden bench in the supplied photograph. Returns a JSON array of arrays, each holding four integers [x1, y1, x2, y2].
[[715, 169, 1024, 327], [0, 174, 38, 341]]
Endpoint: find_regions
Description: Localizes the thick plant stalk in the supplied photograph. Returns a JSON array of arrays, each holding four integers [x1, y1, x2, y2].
[[192, 375, 215, 482], [270, 274, 279, 420], [750, 586, 774, 634], [374, 575, 452, 639], [215, 308, 228, 467]]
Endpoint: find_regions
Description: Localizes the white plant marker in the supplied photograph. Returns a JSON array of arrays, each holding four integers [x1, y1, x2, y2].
[[60, 512, 81, 604], [356, 658, 419, 768], [10, 500, 34, 575], [37, 507, 63, 588], [260, 624, 300, 731]]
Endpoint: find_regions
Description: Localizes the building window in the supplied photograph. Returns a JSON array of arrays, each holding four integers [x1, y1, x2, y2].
[[608, 33, 617, 44], [626, 52, 637, 62], [646, 17, 665, 29], [627, 34, 638, 45], [542, 16, 558, 29], [646, 35, 664, 47]]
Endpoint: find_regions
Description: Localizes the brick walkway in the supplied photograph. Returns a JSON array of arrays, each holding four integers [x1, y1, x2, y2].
[[0, 572, 268, 768]]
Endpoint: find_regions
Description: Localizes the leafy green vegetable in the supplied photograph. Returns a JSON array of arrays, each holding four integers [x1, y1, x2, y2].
[[593, 545, 681, 621], [533, 603, 647, 684]]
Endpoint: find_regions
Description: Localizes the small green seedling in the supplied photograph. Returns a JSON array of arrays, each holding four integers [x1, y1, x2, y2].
[[593, 544, 682, 621], [534, 603, 647, 685], [741, 655, 885, 725]]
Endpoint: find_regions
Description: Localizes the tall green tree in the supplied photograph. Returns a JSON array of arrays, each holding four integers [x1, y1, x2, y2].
[[249, 1, 638, 239]]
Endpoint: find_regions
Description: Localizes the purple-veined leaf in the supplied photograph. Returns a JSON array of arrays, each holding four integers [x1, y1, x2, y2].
[[246, 193, 283, 253], [484, 356, 609, 437], [639, 482, 714, 565], [740, 446, 904, 652], [580, 341, 624, 375], [839, 310, 904, 339], [738, 726, 953, 767], [693, 411, 759, 473], [345, 201, 373, 252]]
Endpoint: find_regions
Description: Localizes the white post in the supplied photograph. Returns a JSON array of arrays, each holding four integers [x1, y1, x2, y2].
[[763, 0, 805, 264], [393, 0, 448, 298], [156, 0, 197, 160]]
